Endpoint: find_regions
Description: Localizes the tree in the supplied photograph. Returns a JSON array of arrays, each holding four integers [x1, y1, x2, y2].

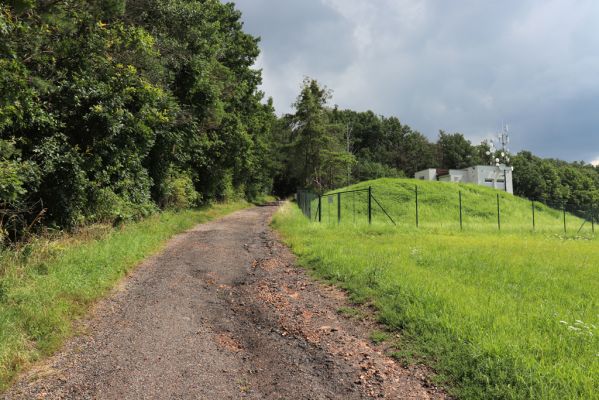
[[0, 0, 276, 237], [436, 131, 477, 169]]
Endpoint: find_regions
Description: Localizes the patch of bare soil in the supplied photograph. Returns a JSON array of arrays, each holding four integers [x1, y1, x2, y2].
[[3, 205, 446, 399]]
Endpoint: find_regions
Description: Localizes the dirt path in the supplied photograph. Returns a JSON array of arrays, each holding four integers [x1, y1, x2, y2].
[[4, 205, 445, 399]]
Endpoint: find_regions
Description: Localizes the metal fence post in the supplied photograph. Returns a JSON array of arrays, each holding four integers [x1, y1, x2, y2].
[[302, 191, 306, 216], [460, 190, 464, 230], [563, 206, 567, 234], [318, 195, 322, 223], [497, 194, 501, 231], [592, 203, 595, 234], [532, 200, 535, 231], [368, 186, 372, 225], [415, 185, 419, 228], [337, 192, 341, 224]]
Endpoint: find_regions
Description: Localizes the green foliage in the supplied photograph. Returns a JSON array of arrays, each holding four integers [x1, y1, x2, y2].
[[369, 330, 391, 344], [33, 135, 89, 227], [160, 171, 200, 210], [278, 78, 599, 215], [0, 140, 38, 206], [274, 182, 599, 399], [0, 140, 40, 242], [273, 78, 356, 193], [330, 109, 437, 178], [436, 130, 479, 169], [352, 160, 403, 182], [512, 151, 599, 214], [0, 0, 276, 238]]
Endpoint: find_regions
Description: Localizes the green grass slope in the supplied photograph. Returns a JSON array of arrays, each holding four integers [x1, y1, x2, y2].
[[276, 178, 599, 399], [312, 178, 592, 235]]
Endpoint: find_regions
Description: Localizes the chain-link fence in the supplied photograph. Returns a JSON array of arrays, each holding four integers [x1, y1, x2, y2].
[[297, 185, 597, 236]]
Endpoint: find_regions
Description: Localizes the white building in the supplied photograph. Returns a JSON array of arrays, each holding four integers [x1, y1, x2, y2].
[[414, 165, 513, 194]]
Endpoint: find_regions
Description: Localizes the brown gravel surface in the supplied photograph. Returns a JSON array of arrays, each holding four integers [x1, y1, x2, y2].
[[3, 205, 446, 399]]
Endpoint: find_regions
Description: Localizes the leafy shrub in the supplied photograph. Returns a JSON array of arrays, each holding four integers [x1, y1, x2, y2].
[[90, 188, 127, 223], [33, 135, 89, 228], [1, 0, 273, 236], [219, 169, 238, 202], [90, 187, 157, 225], [161, 171, 200, 210], [353, 160, 404, 182], [0, 140, 40, 242], [0, 140, 39, 205]]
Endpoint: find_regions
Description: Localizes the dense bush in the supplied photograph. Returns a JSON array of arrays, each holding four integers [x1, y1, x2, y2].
[[160, 171, 200, 210], [0, 0, 276, 238]]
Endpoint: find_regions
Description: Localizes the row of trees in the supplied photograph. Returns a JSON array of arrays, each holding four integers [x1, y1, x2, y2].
[[511, 152, 599, 210], [1, 0, 276, 239], [273, 79, 599, 214], [272, 79, 492, 194], [2, 0, 598, 241]]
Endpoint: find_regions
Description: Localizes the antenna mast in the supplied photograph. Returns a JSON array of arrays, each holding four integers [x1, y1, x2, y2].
[[487, 123, 511, 166]]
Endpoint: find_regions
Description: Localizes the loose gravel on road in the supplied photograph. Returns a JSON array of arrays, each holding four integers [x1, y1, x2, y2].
[[3, 205, 445, 399]]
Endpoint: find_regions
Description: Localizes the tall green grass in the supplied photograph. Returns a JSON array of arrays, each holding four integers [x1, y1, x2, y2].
[[312, 178, 593, 235], [276, 179, 599, 399], [0, 201, 250, 391]]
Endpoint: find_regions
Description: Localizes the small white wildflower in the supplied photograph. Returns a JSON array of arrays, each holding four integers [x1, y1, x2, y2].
[[559, 321, 568, 325]]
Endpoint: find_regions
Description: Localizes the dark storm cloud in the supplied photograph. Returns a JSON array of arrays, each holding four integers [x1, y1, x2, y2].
[[233, 0, 599, 163], [235, 0, 356, 110]]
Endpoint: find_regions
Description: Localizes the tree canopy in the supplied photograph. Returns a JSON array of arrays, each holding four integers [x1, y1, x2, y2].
[[2, 2, 598, 240], [0, 0, 276, 238]]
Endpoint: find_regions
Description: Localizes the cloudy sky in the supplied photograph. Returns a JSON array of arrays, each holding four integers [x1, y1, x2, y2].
[[233, 0, 599, 163]]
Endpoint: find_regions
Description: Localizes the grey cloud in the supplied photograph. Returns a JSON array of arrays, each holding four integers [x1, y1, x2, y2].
[[233, 0, 599, 162]]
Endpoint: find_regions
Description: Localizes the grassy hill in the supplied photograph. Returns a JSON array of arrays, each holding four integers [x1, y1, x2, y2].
[[311, 178, 592, 235], [276, 178, 599, 399]]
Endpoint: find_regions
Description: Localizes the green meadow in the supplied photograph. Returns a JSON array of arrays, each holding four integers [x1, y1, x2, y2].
[[308, 178, 594, 235], [274, 178, 599, 399], [0, 201, 250, 391]]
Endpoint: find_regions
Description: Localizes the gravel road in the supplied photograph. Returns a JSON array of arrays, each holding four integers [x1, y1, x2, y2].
[[4, 205, 445, 399]]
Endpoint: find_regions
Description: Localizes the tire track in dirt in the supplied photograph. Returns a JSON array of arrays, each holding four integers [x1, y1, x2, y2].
[[3, 205, 445, 399]]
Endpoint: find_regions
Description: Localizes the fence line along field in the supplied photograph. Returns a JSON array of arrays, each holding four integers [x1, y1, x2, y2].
[[275, 178, 599, 399], [300, 178, 595, 236]]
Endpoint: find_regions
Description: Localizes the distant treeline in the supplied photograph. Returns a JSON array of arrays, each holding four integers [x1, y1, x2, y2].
[[1, 1, 598, 241], [272, 79, 599, 213]]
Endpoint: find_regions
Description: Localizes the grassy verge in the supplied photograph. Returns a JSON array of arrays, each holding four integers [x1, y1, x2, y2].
[[273, 202, 599, 399], [251, 194, 278, 205], [0, 201, 250, 391]]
